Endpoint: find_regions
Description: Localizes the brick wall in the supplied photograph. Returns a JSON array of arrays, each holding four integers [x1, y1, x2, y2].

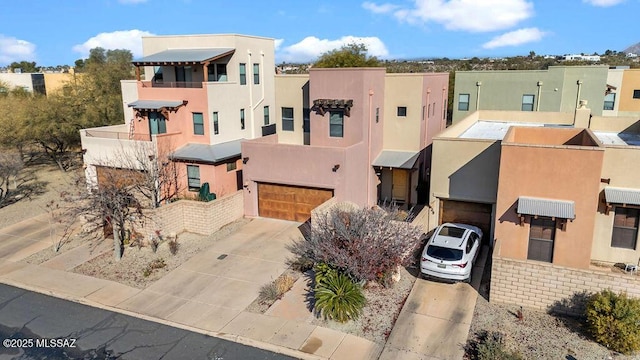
[[136, 191, 244, 237], [490, 251, 640, 317]]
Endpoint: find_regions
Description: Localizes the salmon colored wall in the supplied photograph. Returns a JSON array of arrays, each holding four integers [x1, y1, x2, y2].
[[133, 84, 211, 150], [495, 144, 604, 269], [176, 159, 241, 199]]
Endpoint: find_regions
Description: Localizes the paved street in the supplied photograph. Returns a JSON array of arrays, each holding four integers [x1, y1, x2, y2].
[[0, 284, 295, 360]]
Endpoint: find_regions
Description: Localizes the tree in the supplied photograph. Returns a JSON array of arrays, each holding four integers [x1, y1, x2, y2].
[[9, 61, 38, 73], [290, 204, 423, 285], [62, 167, 146, 261], [0, 151, 24, 207], [314, 43, 381, 68]]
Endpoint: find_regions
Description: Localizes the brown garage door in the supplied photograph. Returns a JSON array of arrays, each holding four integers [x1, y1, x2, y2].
[[440, 199, 492, 244], [258, 183, 333, 222]]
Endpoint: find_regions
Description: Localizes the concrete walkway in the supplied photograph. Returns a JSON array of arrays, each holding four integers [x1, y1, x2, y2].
[[379, 246, 489, 360], [0, 216, 382, 360]]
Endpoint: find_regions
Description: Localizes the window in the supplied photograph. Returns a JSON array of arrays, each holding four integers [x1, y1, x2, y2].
[[212, 112, 219, 135], [226, 162, 237, 172], [253, 63, 260, 85], [634, 90, 640, 99], [375, 107, 379, 123], [240, 109, 245, 130], [528, 217, 556, 262], [458, 94, 470, 111], [329, 111, 344, 137], [263, 106, 270, 125], [192, 113, 204, 135], [604, 93, 616, 110], [427, 104, 431, 118], [148, 111, 166, 135], [239, 63, 246, 85], [522, 94, 535, 111], [611, 207, 639, 249], [153, 66, 163, 83], [466, 233, 478, 254], [397, 106, 407, 117], [207, 63, 227, 82], [187, 165, 200, 191], [282, 107, 294, 131], [303, 108, 310, 132]]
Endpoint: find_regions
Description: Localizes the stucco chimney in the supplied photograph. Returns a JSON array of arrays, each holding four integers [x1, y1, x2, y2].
[[574, 100, 591, 128]]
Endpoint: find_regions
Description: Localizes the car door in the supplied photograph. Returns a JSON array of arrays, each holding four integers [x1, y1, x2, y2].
[[469, 233, 480, 264]]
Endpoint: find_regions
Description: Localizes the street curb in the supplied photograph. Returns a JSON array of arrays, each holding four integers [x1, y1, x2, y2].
[[0, 278, 324, 360]]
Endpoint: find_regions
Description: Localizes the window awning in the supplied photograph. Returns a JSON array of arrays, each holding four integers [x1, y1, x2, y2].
[[517, 196, 575, 220], [604, 186, 640, 206], [128, 100, 187, 111], [132, 48, 235, 66], [372, 151, 420, 170], [171, 139, 243, 164]]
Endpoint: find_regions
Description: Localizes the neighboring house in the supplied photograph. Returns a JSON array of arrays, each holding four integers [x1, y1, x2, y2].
[[0, 72, 47, 95], [80, 34, 276, 199], [451, 66, 640, 123], [429, 106, 640, 311], [241, 68, 448, 221]]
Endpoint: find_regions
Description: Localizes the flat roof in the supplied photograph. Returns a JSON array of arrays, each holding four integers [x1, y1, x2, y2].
[[458, 121, 545, 140], [593, 131, 640, 146]]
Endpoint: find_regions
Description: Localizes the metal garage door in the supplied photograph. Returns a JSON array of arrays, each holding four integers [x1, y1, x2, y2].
[[258, 183, 333, 222], [440, 199, 493, 245]]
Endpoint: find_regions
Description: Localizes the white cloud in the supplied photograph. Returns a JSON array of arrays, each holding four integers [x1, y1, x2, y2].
[[118, 0, 148, 4], [482, 27, 546, 49], [274, 39, 284, 50], [363, 0, 533, 32], [277, 36, 389, 63], [362, 1, 399, 14], [72, 29, 155, 59], [582, 0, 625, 6], [0, 34, 36, 65]]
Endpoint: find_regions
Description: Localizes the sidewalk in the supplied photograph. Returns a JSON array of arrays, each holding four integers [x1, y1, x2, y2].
[[0, 217, 382, 360]]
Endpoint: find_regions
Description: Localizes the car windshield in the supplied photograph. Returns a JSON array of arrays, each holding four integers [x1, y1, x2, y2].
[[427, 245, 464, 261], [437, 226, 465, 238]]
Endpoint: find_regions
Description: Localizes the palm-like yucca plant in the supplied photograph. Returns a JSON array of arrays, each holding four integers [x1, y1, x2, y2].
[[314, 271, 366, 323]]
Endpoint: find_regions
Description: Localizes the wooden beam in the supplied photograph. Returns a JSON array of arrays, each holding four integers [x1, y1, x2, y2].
[[135, 66, 140, 81]]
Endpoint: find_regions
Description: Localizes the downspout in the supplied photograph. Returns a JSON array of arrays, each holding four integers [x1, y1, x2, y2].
[[574, 80, 583, 126], [251, 52, 266, 133], [247, 50, 254, 139], [536, 81, 543, 111], [367, 89, 374, 206], [475, 81, 482, 111]]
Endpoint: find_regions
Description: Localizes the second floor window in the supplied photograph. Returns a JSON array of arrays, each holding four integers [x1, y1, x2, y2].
[[397, 106, 407, 117], [193, 113, 204, 135], [212, 111, 219, 135], [282, 107, 294, 131], [263, 106, 270, 125], [458, 94, 470, 111], [522, 94, 535, 111], [207, 64, 227, 82], [240, 109, 245, 130], [329, 111, 344, 138], [239, 63, 246, 85], [604, 93, 616, 110], [253, 63, 260, 85]]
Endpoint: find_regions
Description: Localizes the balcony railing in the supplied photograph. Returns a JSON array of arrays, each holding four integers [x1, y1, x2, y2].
[[141, 81, 203, 89], [84, 130, 151, 141], [262, 123, 277, 137]]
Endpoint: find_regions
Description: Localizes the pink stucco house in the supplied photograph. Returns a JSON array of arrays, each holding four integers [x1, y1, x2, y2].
[[242, 67, 449, 221]]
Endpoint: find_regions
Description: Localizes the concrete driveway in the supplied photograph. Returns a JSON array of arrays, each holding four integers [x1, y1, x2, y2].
[[380, 246, 489, 360], [0, 213, 58, 262], [116, 218, 302, 331]]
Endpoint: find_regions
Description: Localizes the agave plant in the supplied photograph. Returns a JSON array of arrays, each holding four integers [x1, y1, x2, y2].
[[314, 271, 366, 323]]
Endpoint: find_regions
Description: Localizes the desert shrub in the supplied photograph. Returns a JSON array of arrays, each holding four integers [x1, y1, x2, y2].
[[467, 331, 523, 360], [275, 274, 295, 295], [585, 289, 640, 354], [258, 274, 296, 304], [168, 239, 179, 255], [289, 205, 423, 285], [314, 270, 365, 323], [143, 258, 166, 277], [288, 256, 314, 272]]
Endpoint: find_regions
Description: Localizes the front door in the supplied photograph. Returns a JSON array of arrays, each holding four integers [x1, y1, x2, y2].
[[392, 169, 408, 204], [148, 111, 166, 135]]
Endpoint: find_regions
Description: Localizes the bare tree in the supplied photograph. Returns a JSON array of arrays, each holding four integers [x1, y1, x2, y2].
[[0, 151, 24, 206], [44, 200, 78, 253]]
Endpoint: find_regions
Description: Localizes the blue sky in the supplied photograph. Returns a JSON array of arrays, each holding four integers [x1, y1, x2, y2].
[[0, 0, 638, 66]]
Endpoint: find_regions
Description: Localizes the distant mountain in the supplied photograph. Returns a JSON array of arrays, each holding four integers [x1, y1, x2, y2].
[[623, 42, 640, 54]]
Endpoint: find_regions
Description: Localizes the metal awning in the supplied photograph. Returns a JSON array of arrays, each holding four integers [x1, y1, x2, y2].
[[171, 139, 243, 164], [517, 196, 575, 219], [128, 100, 187, 111], [372, 151, 420, 170], [604, 187, 640, 206], [132, 48, 235, 65]]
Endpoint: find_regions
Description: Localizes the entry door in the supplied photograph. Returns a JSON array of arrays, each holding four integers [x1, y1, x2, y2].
[[392, 169, 408, 203], [148, 111, 166, 135]]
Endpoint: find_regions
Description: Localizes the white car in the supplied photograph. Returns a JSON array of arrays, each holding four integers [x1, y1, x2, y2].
[[420, 223, 482, 283]]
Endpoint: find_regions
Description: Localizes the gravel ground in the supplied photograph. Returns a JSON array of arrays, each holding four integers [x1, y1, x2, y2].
[[466, 258, 637, 360], [72, 218, 250, 289]]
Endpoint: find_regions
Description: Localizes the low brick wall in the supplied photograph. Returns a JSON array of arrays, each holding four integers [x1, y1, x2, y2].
[[137, 191, 244, 237], [490, 253, 640, 317]]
